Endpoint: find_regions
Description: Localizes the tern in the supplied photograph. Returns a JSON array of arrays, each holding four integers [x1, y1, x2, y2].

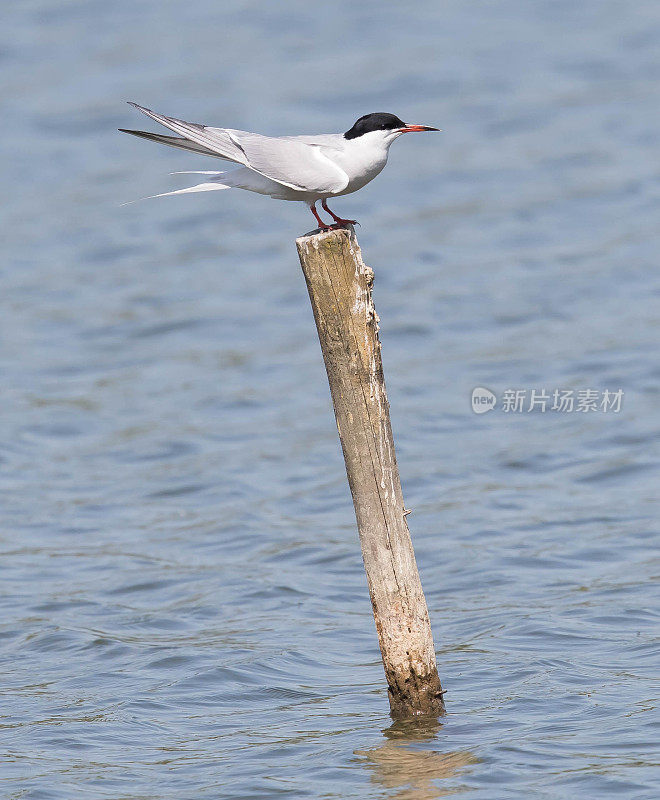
[[120, 103, 439, 229]]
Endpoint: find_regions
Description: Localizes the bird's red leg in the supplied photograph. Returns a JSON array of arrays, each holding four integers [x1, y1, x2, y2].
[[310, 202, 333, 231], [322, 200, 358, 226]]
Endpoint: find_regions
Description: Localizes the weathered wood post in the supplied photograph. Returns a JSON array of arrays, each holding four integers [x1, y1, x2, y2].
[[296, 225, 444, 718]]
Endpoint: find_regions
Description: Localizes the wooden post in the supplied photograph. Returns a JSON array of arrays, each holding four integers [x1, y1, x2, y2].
[[296, 225, 444, 718]]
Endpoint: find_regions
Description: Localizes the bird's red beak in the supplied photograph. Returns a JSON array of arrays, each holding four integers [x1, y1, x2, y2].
[[399, 124, 441, 133]]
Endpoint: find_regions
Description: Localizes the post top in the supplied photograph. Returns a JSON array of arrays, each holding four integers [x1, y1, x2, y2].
[[295, 224, 355, 247]]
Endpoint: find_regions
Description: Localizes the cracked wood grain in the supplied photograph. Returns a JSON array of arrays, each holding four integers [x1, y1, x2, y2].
[[296, 225, 444, 718]]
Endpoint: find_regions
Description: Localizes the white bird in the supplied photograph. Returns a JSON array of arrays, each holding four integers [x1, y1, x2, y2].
[[120, 103, 439, 229]]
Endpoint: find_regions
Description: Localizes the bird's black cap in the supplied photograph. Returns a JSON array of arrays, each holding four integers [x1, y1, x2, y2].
[[344, 113, 406, 139]]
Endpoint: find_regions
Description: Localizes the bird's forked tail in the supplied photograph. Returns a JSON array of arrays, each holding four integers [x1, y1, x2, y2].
[[120, 171, 231, 205]]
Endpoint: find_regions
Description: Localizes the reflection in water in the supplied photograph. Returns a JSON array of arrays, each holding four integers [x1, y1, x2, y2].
[[356, 718, 477, 799]]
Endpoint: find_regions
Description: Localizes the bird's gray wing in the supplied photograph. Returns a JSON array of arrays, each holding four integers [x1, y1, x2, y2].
[[127, 103, 250, 166], [285, 133, 347, 149], [118, 128, 227, 158], [218, 130, 349, 193], [126, 103, 348, 193]]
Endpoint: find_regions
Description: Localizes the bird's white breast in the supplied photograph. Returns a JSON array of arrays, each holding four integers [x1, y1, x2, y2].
[[326, 131, 392, 197]]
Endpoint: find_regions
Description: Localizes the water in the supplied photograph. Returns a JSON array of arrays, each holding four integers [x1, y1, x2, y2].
[[2, 1, 659, 797]]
